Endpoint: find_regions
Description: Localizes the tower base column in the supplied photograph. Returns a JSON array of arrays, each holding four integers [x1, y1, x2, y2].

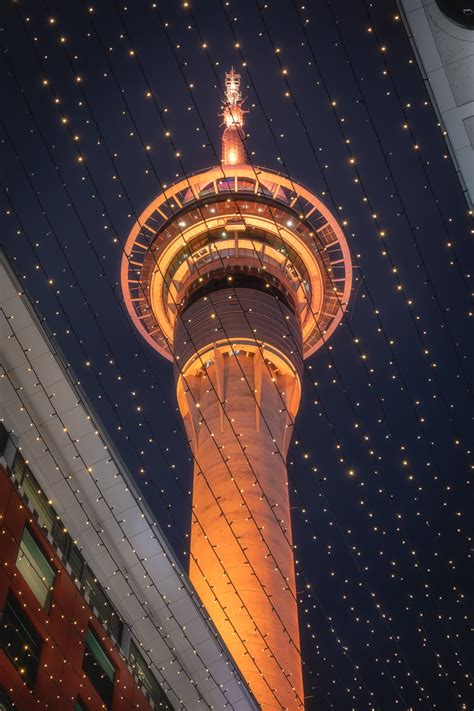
[[178, 350, 304, 710]]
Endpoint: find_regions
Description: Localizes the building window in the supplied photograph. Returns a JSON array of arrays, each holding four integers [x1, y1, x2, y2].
[[82, 627, 116, 708], [0, 422, 8, 456], [129, 640, 172, 708], [16, 526, 56, 610], [11, 452, 123, 641], [80, 565, 121, 641], [12, 454, 56, 534], [68, 543, 84, 582], [13, 454, 69, 557], [0, 592, 43, 687]]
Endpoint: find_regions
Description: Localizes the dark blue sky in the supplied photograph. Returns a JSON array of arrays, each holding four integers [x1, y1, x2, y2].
[[1, 0, 472, 708]]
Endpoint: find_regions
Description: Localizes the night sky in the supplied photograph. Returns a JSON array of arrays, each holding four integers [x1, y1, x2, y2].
[[1, 0, 472, 708]]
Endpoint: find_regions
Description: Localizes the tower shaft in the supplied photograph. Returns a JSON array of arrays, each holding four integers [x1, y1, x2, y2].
[[175, 288, 305, 709]]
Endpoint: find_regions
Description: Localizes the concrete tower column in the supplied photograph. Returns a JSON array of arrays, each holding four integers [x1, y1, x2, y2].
[[174, 289, 305, 709]]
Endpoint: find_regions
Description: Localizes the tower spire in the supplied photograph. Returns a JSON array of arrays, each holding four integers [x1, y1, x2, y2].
[[221, 68, 247, 165]]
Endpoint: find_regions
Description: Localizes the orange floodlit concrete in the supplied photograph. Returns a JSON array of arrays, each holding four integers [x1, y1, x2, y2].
[[122, 69, 352, 709]]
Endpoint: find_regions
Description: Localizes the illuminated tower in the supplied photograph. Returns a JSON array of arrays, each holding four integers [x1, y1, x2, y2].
[[122, 69, 352, 710]]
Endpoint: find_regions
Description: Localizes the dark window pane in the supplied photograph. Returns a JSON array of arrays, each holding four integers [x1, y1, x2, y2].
[[88, 580, 108, 617], [129, 640, 172, 708], [80, 568, 122, 641], [0, 423, 8, 456], [0, 593, 43, 687], [16, 526, 56, 609], [15, 459, 55, 533], [104, 611, 122, 644], [67, 544, 83, 582], [88, 585, 122, 641], [51, 518, 69, 556], [11, 452, 27, 486], [82, 627, 115, 708], [80, 563, 95, 599]]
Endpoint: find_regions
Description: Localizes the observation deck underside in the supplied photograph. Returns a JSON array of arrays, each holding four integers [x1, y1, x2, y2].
[[122, 165, 352, 362]]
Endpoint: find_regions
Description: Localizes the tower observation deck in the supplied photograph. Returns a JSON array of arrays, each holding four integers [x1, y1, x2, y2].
[[122, 69, 352, 710]]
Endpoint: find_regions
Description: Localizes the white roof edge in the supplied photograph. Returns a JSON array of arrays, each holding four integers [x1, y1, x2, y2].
[[0, 251, 258, 711]]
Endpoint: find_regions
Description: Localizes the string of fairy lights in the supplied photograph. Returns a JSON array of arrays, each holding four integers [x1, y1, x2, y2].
[[3, 0, 470, 700], [0, 86, 456, 711], [0, 2, 470, 708], [1, 12, 468, 711], [0, 75, 462, 711]]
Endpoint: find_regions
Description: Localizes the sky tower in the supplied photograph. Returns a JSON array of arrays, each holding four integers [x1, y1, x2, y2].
[[122, 69, 352, 709]]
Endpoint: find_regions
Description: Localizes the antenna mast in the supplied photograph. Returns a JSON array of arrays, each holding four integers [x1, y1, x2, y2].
[[221, 68, 246, 165]]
